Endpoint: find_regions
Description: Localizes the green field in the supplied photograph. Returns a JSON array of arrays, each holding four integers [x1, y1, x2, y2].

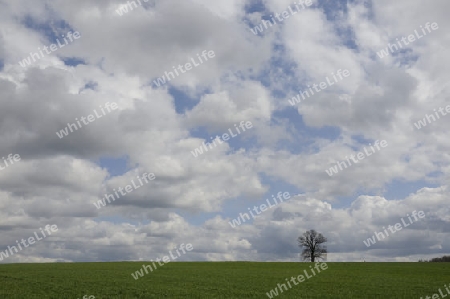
[[1, 262, 449, 298]]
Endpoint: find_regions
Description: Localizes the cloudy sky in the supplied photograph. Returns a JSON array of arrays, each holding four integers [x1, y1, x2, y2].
[[0, 0, 449, 263]]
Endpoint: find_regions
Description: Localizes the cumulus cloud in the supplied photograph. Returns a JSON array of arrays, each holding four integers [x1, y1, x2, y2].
[[0, 0, 449, 263]]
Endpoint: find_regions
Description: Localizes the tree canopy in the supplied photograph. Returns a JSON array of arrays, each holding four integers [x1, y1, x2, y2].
[[298, 229, 327, 262]]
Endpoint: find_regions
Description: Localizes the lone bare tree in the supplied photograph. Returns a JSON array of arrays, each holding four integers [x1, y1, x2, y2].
[[298, 229, 327, 262]]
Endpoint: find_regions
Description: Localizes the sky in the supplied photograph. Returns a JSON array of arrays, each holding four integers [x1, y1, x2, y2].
[[0, 0, 449, 263]]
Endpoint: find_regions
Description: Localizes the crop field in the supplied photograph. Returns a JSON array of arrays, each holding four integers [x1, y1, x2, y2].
[[1, 262, 449, 298]]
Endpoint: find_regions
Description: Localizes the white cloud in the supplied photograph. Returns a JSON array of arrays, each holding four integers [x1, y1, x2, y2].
[[0, 0, 449, 264]]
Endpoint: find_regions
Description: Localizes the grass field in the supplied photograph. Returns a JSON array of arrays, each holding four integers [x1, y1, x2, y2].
[[1, 262, 449, 298]]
